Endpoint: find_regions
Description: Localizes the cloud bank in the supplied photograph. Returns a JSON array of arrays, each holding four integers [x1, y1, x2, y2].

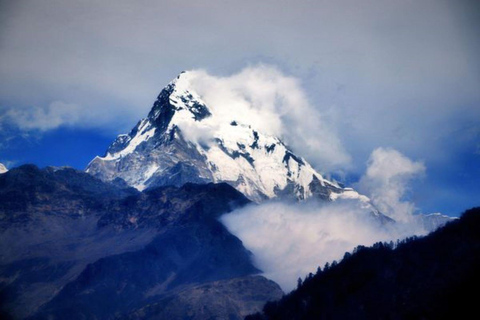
[[221, 147, 428, 292], [221, 200, 426, 292]]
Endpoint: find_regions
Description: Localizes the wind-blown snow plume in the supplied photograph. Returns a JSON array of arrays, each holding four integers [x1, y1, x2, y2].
[[184, 65, 351, 171]]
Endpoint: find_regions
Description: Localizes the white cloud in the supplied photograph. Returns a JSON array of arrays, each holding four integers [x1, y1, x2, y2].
[[175, 117, 216, 147], [221, 199, 426, 292], [357, 148, 426, 222], [221, 147, 429, 292], [184, 66, 351, 171], [5, 101, 81, 131]]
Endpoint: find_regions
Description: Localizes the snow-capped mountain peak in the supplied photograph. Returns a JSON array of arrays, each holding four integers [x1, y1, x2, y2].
[[86, 71, 364, 202], [149, 71, 212, 125]]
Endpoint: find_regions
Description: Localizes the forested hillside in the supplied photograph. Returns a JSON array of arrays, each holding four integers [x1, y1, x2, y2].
[[247, 207, 480, 320]]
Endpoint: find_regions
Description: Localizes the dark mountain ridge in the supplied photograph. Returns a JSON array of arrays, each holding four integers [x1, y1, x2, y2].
[[0, 164, 137, 224], [0, 165, 282, 319]]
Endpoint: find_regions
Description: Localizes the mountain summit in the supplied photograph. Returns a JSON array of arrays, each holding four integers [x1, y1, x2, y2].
[[87, 72, 367, 203]]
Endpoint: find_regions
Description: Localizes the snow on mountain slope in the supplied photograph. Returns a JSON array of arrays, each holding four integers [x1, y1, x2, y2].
[[86, 72, 365, 203], [0, 163, 7, 174], [417, 212, 457, 232]]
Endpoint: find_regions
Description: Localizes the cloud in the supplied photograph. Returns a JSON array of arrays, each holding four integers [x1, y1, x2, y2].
[[357, 148, 426, 222], [221, 199, 427, 292], [0, 0, 478, 212], [1, 1, 478, 156], [181, 66, 351, 171], [4, 101, 81, 131], [221, 147, 429, 292]]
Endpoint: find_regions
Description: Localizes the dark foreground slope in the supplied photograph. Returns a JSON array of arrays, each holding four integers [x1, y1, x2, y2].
[[248, 207, 480, 320], [0, 165, 282, 320]]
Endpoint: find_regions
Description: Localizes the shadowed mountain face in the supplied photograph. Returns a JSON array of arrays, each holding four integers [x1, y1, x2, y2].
[[0, 164, 137, 224], [121, 276, 282, 320], [247, 207, 480, 320], [0, 165, 282, 320]]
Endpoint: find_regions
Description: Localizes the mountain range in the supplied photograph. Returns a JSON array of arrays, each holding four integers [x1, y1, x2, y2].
[[0, 73, 455, 319], [85, 71, 452, 229], [0, 165, 282, 319]]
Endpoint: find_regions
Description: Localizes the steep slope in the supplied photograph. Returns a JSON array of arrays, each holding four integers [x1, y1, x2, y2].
[[247, 207, 480, 320], [86, 72, 366, 203], [0, 166, 281, 319]]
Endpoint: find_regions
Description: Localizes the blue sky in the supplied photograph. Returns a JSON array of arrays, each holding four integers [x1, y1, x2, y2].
[[0, 0, 479, 216]]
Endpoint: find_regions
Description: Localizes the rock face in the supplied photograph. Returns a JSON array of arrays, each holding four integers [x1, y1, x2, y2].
[[0, 165, 282, 319], [86, 72, 367, 203]]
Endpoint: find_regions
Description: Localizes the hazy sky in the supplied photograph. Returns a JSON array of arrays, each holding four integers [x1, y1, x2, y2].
[[0, 0, 479, 215]]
